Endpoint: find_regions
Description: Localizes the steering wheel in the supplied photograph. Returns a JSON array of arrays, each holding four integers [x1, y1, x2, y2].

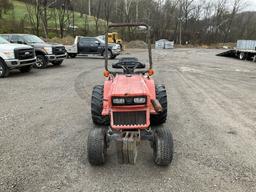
[[115, 61, 143, 74]]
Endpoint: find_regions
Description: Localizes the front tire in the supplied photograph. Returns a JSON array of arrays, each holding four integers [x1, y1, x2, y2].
[[19, 65, 32, 73], [91, 85, 110, 125], [35, 55, 48, 69], [0, 59, 10, 78], [150, 85, 168, 125], [103, 50, 113, 59], [153, 127, 173, 166], [87, 128, 107, 166]]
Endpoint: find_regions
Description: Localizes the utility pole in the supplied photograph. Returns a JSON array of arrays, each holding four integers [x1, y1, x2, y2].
[[178, 17, 183, 45], [73, 6, 75, 37], [88, 0, 91, 16]]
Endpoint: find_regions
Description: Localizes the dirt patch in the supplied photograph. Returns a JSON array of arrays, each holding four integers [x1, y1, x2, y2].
[[48, 36, 75, 45], [125, 40, 147, 49]]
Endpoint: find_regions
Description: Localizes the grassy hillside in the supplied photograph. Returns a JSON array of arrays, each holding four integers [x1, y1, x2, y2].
[[1, 0, 106, 36]]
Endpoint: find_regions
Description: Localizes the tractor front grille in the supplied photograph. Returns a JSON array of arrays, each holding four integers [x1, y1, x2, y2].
[[112, 111, 146, 126]]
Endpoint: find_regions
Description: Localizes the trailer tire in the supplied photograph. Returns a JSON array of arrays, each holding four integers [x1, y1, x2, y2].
[[239, 52, 246, 60]]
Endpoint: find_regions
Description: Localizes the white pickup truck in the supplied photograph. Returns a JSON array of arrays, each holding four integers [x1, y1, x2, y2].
[[0, 36, 36, 78], [65, 36, 121, 59]]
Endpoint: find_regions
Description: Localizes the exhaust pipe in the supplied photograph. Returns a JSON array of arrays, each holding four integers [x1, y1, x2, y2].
[[151, 99, 162, 113]]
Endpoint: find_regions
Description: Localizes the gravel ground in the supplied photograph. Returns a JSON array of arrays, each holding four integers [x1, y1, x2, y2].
[[0, 48, 256, 192]]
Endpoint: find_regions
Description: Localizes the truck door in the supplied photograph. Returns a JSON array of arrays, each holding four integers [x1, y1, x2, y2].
[[89, 38, 100, 53], [78, 37, 90, 54]]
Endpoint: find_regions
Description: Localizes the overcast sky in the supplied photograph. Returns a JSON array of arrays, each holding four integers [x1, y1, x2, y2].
[[245, 0, 256, 11]]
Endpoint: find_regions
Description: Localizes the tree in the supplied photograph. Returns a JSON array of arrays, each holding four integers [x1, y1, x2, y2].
[[0, 0, 13, 19]]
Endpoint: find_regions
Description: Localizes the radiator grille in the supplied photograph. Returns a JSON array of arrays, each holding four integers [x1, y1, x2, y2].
[[113, 111, 146, 126], [52, 46, 66, 55], [14, 48, 35, 60]]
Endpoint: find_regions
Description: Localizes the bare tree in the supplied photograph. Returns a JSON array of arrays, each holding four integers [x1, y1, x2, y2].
[[55, 0, 72, 38]]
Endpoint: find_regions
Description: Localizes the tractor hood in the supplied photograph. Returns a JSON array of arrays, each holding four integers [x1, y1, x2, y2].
[[111, 74, 148, 97]]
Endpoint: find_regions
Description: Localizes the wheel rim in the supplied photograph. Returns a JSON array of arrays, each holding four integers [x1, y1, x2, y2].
[[0, 65, 3, 76], [240, 53, 244, 60], [36, 57, 43, 67]]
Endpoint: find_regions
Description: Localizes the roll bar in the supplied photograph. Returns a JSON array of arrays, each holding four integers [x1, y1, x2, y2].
[[104, 23, 153, 72]]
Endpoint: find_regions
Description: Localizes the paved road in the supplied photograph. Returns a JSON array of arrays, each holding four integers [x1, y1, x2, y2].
[[0, 49, 256, 192]]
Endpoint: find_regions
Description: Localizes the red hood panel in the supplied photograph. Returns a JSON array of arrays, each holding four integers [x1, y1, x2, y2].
[[111, 75, 148, 96]]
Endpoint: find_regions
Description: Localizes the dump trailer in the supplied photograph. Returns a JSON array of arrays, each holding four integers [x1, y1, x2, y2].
[[217, 40, 256, 61]]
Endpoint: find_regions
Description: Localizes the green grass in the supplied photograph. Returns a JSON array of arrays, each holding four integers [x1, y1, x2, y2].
[[2, 0, 106, 34]]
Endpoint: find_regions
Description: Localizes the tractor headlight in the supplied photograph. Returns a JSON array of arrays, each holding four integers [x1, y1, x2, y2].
[[134, 97, 147, 104], [112, 98, 125, 105], [112, 96, 147, 105]]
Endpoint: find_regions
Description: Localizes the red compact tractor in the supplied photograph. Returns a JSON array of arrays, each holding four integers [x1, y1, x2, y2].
[[87, 23, 173, 166]]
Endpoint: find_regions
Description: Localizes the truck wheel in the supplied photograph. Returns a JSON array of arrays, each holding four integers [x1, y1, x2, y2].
[[69, 53, 77, 58], [103, 50, 113, 59], [35, 55, 47, 69], [91, 85, 110, 125], [0, 59, 10, 78], [19, 65, 32, 73], [239, 52, 246, 60], [52, 60, 63, 66], [87, 128, 107, 166], [110, 55, 117, 59], [153, 127, 173, 166], [150, 84, 168, 125]]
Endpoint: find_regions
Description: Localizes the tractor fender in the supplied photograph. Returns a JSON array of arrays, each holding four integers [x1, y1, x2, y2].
[[102, 80, 112, 116]]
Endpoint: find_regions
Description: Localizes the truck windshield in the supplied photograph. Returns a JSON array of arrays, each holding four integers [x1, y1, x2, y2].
[[96, 37, 105, 44], [0, 37, 10, 44], [23, 35, 44, 43]]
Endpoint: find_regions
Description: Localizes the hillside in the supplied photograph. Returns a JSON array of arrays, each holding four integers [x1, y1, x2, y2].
[[0, 0, 106, 36]]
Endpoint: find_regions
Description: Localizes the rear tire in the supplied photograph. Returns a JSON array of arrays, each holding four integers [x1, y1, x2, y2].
[[69, 53, 77, 58], [87, 128, 107, 166], [153, 127, 173, 166], [150, 84, 168, 125], [0, 59, 10, 78], [35, 55, 48, 69], [52, 60, 63, 66], [19, 65, 32, 73], [91, 85, 110, 125]]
